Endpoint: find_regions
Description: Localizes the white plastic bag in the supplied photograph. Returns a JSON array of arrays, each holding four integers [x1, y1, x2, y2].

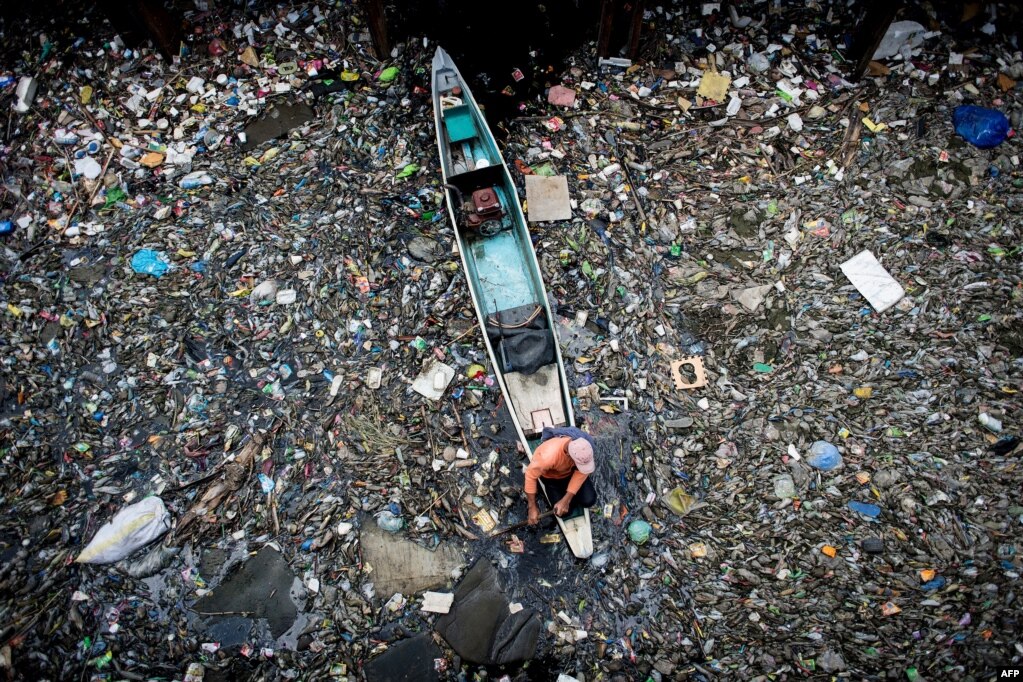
[[872, 21, 927, 60], [76, 497, 172, 564]]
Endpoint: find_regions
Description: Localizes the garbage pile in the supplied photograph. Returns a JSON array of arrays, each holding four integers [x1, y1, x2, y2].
[[0, 0, 1021, 680]]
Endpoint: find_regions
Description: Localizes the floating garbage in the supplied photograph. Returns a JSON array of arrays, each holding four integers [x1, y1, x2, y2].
[[130, 249, 170, 278], [1, 0, 1021, 679], [627, 520, 652, 544], [806, 441, 843, 470], [76, 497, 172, 564]]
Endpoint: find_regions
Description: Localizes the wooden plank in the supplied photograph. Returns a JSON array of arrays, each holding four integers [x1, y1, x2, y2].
[[627, 0, 646, 60], [504, 366, 566, 436], [849, 0, 903, 81]]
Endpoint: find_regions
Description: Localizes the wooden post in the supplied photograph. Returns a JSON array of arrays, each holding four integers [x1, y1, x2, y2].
[[849, 0, 903, 81], [362, 0, 390, 60], [135, 0, 183, 60], [97, 0, 183, 60], [597, 0, 615, 59], [627, 0, 646, 60]]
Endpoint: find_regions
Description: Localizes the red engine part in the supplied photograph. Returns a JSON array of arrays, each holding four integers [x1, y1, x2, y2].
[[471, 188, 502, 217]]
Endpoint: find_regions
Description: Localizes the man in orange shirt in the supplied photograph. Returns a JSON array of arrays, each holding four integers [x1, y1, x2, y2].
[[525, 428, 596, 525]]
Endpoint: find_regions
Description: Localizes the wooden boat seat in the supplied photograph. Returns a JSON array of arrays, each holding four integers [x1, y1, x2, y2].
[[443, 104, 477, 143], [436, 68, 460, 93], [447, 164, 506, 194], [504, 364, 567, 437]]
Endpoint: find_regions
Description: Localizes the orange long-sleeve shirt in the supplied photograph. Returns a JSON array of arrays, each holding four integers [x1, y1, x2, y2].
[[524, 436, 589, 496]]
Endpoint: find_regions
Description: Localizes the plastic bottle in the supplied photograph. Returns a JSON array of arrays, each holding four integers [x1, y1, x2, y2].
[[180, 171, 213, 189], [979, 413, 1003, 433], [14, 76, 37, 113]]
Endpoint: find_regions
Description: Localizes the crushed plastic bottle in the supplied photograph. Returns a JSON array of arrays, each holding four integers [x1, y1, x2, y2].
[[773, 474, 796, 499], [848, 501, 882, 518]]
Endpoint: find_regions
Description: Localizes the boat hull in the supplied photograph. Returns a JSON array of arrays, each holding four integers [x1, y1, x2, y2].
[[431, 47, 592, 559]]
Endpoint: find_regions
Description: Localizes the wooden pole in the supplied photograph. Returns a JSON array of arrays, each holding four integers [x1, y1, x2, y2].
[[362, 0, 390, 60], [849, 0, 903, 81], [627, 0, 646, 60], [597, 0, 615, 59]]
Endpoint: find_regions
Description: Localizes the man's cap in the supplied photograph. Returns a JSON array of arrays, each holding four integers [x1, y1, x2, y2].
[[567, 438, 595, 474]]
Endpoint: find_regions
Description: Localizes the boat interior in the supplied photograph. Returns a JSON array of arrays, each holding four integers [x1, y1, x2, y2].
[[435, 66, 568, 438]]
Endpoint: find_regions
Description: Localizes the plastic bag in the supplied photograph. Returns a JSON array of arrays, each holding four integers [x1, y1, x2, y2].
[[872, 21, 926, 60], [953, 106, 1011, 149], [131, 249, 170, 278], [627, 519, 652, 544], [76, 497, 172, 564], [376, 510, 404, 532], [807, 441, 843, 470]]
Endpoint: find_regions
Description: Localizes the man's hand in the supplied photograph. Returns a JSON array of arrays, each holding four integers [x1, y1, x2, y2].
[[527, 503, 540, 525], [553, 496, 572, 517]]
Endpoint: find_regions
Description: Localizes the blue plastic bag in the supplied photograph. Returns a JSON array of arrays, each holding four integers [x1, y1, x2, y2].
[[953, 105, 1011, 149], [807, 441, 843, 470], [848, 500, 881, 518], [131, 249, 170, 278]]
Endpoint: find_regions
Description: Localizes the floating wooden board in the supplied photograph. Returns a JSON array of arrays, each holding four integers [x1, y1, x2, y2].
[[524, 175, 572, 222]]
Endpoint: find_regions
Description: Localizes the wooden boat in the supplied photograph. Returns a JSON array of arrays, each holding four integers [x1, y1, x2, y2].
[[431, 47, 593, 559]]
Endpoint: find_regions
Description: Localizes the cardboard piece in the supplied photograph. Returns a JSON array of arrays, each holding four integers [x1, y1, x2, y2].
[[525, 175, 572, 222], [840, 250, 904, 313], [360, 520, 464, 597], [696, 71, 730, 101], [732, 284, 773, 312], [411, 359, 455, 400], [421, 591, 455, 614], [670, 356, 708, 390]]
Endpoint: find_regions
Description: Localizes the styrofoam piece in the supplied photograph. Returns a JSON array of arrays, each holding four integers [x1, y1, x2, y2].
[[840, 250, 904, 312]]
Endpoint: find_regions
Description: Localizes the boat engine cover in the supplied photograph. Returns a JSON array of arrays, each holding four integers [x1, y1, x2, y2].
[[471, 188, 502, 216]]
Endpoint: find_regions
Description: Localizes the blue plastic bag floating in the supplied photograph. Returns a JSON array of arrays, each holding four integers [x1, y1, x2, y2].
[[953, 105, 1012, 149], [848, 500, 882, 518], [807, 440, 843, 470], [131, 249, 170, 278]]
